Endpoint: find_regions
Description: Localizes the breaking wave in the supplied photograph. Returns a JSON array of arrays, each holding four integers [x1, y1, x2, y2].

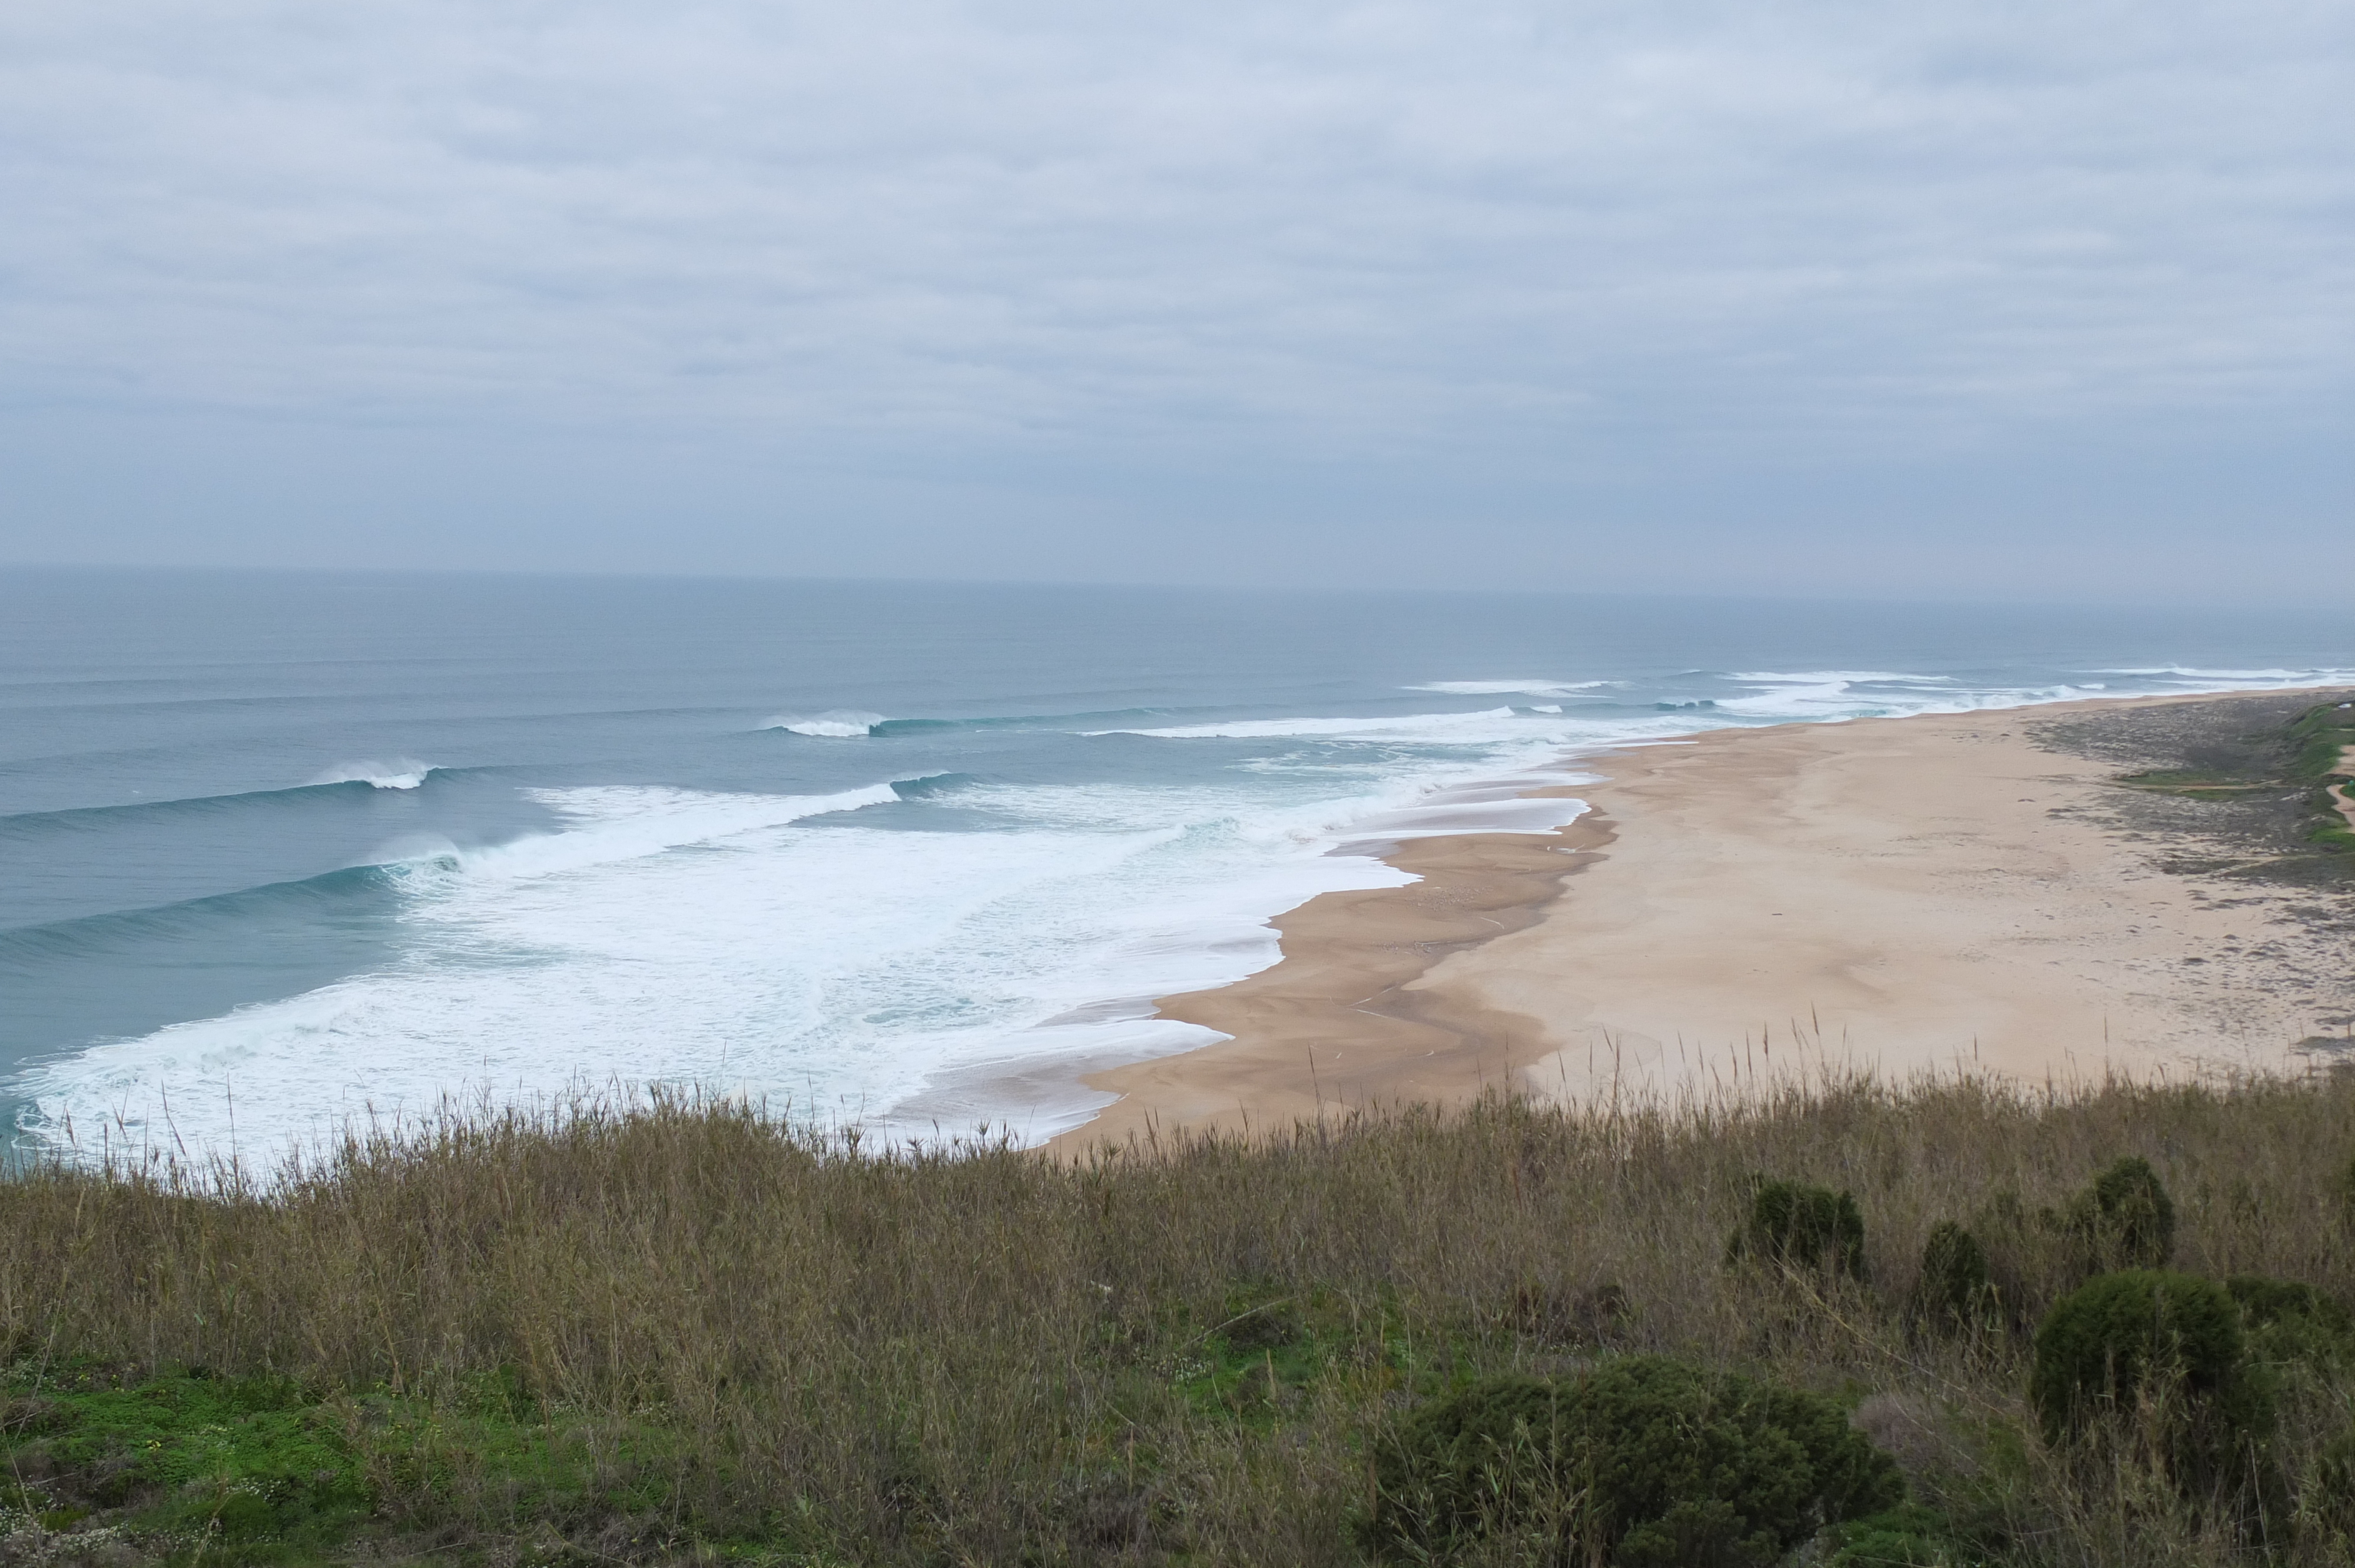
[[1407, 679, 1611, 696], [762, 710, 888, 738], [307, 760, 435, 790]]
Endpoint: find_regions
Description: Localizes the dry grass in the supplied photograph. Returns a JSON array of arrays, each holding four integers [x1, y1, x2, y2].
[[8, 1069, 2355, 1565]]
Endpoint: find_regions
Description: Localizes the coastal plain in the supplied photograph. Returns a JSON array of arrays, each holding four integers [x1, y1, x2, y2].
[[1054, 690, 2355, 1151]]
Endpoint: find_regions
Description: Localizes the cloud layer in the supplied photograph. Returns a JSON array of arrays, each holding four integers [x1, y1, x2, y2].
[[0, 0, 2348, 587]]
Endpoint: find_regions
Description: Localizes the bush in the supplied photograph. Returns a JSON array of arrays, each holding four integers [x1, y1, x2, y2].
[[1823, 1503, 1966, 1566], [2226, 1274, 2354, 1371], [2068, 1156, 2175, 1270], [1908, 1222, 1995, 1334], [1728, 1180, 1867, 1281], [2029, 1271, 2251, 1434], [2028, 1271, 2273, 1506], [2224, 1275, 2346, 1330], [1366, 1356, 1902, 1564]]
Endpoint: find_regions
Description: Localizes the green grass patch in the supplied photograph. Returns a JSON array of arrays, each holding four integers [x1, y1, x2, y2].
[[1, 1361, 694, 1565], [2285, 700, 2355, 786], [3, 1361, 366, 1560]]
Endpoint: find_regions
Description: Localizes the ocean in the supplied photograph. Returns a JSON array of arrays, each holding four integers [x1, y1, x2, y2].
[[4, 567, 2349, 1163]]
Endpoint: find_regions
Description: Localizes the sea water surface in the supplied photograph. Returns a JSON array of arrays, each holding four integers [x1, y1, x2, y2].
[[4, 569, 2349, 1162]]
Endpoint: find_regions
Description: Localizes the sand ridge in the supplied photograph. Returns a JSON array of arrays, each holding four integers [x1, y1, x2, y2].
[[1049, 691, 2355, 1154]]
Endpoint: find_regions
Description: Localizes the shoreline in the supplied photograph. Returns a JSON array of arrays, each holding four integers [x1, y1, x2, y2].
[[1046, 687, 2355, 1154], [1044, 799, 1614, 1149]]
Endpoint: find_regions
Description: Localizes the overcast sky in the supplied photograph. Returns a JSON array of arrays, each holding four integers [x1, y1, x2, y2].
[[0, 0, 2347, 599]]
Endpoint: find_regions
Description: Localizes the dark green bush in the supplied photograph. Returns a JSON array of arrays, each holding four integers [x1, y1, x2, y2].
[[1908, 1222, 1995, 1334], [1822, 1503, 1965, 1566], [2226, 1275, 2354, 1371], [2225, 1274, 2351, 1334], [1366, 1355, 1902, 1564], [2029, 1271, 2274, 1509], [1727, 1180, 1867, 1281], [2068, 1156, 2175, 1270], [2029, 1271, 2251, 1434]]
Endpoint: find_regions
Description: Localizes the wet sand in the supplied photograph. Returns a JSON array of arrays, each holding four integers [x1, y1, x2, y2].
[[1048, 690, 2355, 1153]]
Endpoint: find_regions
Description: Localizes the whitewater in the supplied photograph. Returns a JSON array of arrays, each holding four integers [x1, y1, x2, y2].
[[3, 569, 2349, 1164]]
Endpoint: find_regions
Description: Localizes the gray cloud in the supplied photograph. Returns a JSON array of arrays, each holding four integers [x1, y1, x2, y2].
[[0, 0, 2347, 592]]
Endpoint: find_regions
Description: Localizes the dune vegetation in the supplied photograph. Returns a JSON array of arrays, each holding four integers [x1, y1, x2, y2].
[[8, 1066, 2355, 1566]]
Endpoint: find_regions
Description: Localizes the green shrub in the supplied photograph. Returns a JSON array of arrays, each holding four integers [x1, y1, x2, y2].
[[2029, 1271, 2274, 1507], [1366, 1356, 1902, 1564], [2224, 1275, 2345, 1328], [1909, 1222, 1995, 1334], [2226, 1275, 2354, 1371], [2029, 1271, 2251, 1433], [1823, 1503, 1966, 1566], [2068, 1157, 2175, 1270], [1728, 1180, 1867, 1281]]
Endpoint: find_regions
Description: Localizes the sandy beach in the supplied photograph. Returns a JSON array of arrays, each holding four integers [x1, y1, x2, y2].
[[1050, 689, 2355, 1152]]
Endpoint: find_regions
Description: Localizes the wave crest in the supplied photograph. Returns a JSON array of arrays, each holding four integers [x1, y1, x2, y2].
[[1090, 707, 1523, 740], [309, 760, 435, 790], [416, 782, 905, 882], [1407, 679, 1608, 696], [762, 710, 887, 738]]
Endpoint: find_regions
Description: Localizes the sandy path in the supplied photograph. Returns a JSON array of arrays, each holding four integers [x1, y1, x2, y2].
[[1049, 692, 2355, 1153]]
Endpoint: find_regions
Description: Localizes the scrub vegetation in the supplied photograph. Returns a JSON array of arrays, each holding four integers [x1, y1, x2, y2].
[[2112, 697, 2355, 859], [2287, 702, 2355, 855], [8, 1070, 2355, 1566]]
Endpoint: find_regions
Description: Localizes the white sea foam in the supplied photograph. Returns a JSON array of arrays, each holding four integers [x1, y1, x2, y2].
[[1092, 707, 1522, 739], [1714, 666, 2355, 722], [1407, 679, 1610, 696], [309, 760, 435, 790], [1335, 792, 1590, 843], [436, 783, 903, 881], [1715, 672, 2097, 720], [1091, 707, 1729, 766], [2092, 666, 2355, 686], [22, 776, 1427, 1161], [761, 710, 887, 738], [1726, 670, 1954, 685], [23, 749, 1608, 1161]]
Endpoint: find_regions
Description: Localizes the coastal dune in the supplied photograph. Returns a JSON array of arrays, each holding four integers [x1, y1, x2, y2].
[[1053, 690, 2355, 1151]]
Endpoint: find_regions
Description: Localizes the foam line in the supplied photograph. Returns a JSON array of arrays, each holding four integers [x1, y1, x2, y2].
[[1090, 707, 1520, 739], [1407, 679, 1611, 696], [307, 760, 434, 790], [761, 710, 887, 737]]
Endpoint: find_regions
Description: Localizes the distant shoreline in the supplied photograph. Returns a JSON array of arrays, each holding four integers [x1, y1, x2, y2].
[[1047, 686, 2355, 1152]]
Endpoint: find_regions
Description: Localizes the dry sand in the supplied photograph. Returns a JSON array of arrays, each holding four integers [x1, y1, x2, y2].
[[1048, 690, 2355, 1153]]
